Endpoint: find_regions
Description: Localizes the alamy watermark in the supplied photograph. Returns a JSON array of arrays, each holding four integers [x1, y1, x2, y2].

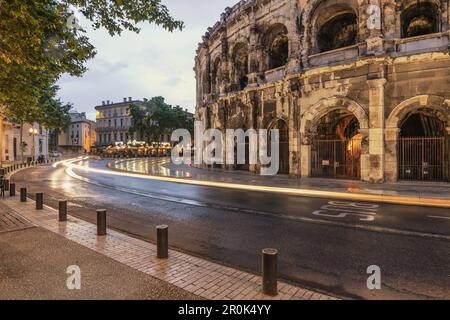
[[171, 121, 280, 176], [66, 265, 81, 290]]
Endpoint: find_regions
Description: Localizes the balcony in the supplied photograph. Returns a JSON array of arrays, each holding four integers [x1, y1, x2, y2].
[[308, 44, 360, 68], [264, 66, 286, 83], [394, 32, 450, 56]]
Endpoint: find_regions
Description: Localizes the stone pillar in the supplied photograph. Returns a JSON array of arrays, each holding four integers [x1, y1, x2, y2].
[[385, 128, 400, 183], [288, 93, 301, 177], [300, 144, 311, 178], [366, 78, 387, 183]]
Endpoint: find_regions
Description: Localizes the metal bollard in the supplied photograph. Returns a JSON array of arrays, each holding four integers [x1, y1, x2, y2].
[[262, 248, 278, 296], [10, 183, 15, 196], [97, 209, 107, 236], [156, 225, 169, 259], [36, 193, 44, 210], [20, 188, 27, 202], [4, 179, 9, 192], [59, 200, 68, 222]]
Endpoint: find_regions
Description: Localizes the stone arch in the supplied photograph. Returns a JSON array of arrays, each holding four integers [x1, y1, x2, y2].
[[231, 42, 249, 91], [266, 118, 290, 174], [210, 56, 221, 95], [300, 96, 369, 139], [305, 0, 360, 54], [386, 95, 450, 129], [262, 23, 289, 70], [385, 95, 450, 182], [400, 0, 442, 38]]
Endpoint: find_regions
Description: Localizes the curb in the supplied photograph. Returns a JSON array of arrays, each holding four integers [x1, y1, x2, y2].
[[104, 160, 450, 209]]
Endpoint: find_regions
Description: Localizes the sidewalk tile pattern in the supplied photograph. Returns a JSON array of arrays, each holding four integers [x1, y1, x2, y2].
[[0, 202, 34, 233], [1, 197, 337, 301]]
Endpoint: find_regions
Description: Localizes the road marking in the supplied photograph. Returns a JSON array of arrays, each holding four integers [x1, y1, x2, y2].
[[63, 164, 450, 241], [313, 201, 380, 222], [428, 216, 450, 220]]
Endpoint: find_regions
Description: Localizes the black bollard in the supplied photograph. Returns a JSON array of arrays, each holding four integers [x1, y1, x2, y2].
[[156, 225, 169, 259], [10, 183, 15, 196], [262, 248, 278, 296], [36, 193, 44, 210], [97, 209, 107, 236], [59, 200, 68, 222], [4, 179, 9, 192], [20, 188, 27, 202]]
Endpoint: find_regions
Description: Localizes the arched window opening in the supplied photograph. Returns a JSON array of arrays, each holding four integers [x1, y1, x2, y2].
[[312, 109, 361, 179], [400, 110, 445, 137], [318, 12, 358, 52], [269, 35, 289, 69], [401, 2, 439, 38], [398, 109, 447, 182], [232, 43, 249, 91], [268, 119, 290, 174], [211, 58, 221, 95], [264, 24, 289, 71]]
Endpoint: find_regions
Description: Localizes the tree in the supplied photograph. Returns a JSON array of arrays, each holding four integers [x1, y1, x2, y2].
[[0, 0, 184, 160], [128, 96, 193, 156]]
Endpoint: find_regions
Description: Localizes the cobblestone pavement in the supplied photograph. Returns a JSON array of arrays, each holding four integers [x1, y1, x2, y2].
[[0, 196, 336, 301]]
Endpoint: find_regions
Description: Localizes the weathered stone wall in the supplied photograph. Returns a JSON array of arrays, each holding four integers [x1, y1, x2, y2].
[[195, 0, 450, 183]]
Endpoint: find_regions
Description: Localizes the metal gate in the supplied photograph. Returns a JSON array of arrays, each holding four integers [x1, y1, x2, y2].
[[398, 137, 447, 181], [311, 138, 361, 179]]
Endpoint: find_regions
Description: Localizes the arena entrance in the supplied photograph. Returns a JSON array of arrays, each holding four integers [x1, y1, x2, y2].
[[311, 110, 362, 180], [398, 110, 448, 182]]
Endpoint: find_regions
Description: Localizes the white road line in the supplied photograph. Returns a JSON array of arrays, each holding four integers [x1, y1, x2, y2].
[[428, 215, 450, 220], [64, 165, 450, 241]]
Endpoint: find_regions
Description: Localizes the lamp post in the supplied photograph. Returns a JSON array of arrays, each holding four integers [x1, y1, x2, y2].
[[29, 127, 38, 161]]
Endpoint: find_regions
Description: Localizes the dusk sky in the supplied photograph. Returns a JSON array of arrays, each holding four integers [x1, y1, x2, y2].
[[57, 0, 237, 120]]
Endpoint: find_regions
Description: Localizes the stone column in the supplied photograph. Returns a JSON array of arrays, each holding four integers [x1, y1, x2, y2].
[[300, 143, 311, 178], [384, 128, 400, 183], [367, 78, 387, 183]]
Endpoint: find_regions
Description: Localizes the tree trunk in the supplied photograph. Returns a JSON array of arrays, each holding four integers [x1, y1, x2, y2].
[[0, 116, 3, 168], [19, 122, 24, 163]]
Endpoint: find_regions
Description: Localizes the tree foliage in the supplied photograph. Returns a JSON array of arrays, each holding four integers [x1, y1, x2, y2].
[[128, 97, 193, 145], [0, 0, 183, 135]]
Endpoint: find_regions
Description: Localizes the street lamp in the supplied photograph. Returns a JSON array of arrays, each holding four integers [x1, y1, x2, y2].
[[29, 127, 38, 161]]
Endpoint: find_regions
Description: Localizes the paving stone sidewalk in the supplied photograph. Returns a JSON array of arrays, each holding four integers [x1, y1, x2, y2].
[[0, 202, 34, 233], [0, 197, 336, 300]]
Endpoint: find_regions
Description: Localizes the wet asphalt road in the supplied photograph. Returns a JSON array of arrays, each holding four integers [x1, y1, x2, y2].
[[10, 159, 450, 300]]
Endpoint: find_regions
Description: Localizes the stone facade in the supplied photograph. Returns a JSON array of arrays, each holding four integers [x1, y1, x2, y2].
[[95, 98, 145, 147], [0, 118, 49, 163], [195, 0, 450, 183], [58, 112, 96, 154]]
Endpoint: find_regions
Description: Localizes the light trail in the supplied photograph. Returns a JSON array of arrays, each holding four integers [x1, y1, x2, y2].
[[60, 157, 450, 209]]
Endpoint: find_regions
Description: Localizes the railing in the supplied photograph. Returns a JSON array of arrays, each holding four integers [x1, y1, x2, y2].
[[398, 137, 447, 182], [308, 44, 360, 67], [394, 32, 450, 56]]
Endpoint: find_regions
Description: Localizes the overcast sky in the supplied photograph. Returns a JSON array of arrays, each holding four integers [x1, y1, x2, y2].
[[57, 0, 237, 120]]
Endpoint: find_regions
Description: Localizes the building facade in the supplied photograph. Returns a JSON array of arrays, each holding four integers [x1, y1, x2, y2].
[[0, 117, 49, 163], [195, 0, 450, 183], [57, 112, 96, 154], [95, 98, 145, 147]]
